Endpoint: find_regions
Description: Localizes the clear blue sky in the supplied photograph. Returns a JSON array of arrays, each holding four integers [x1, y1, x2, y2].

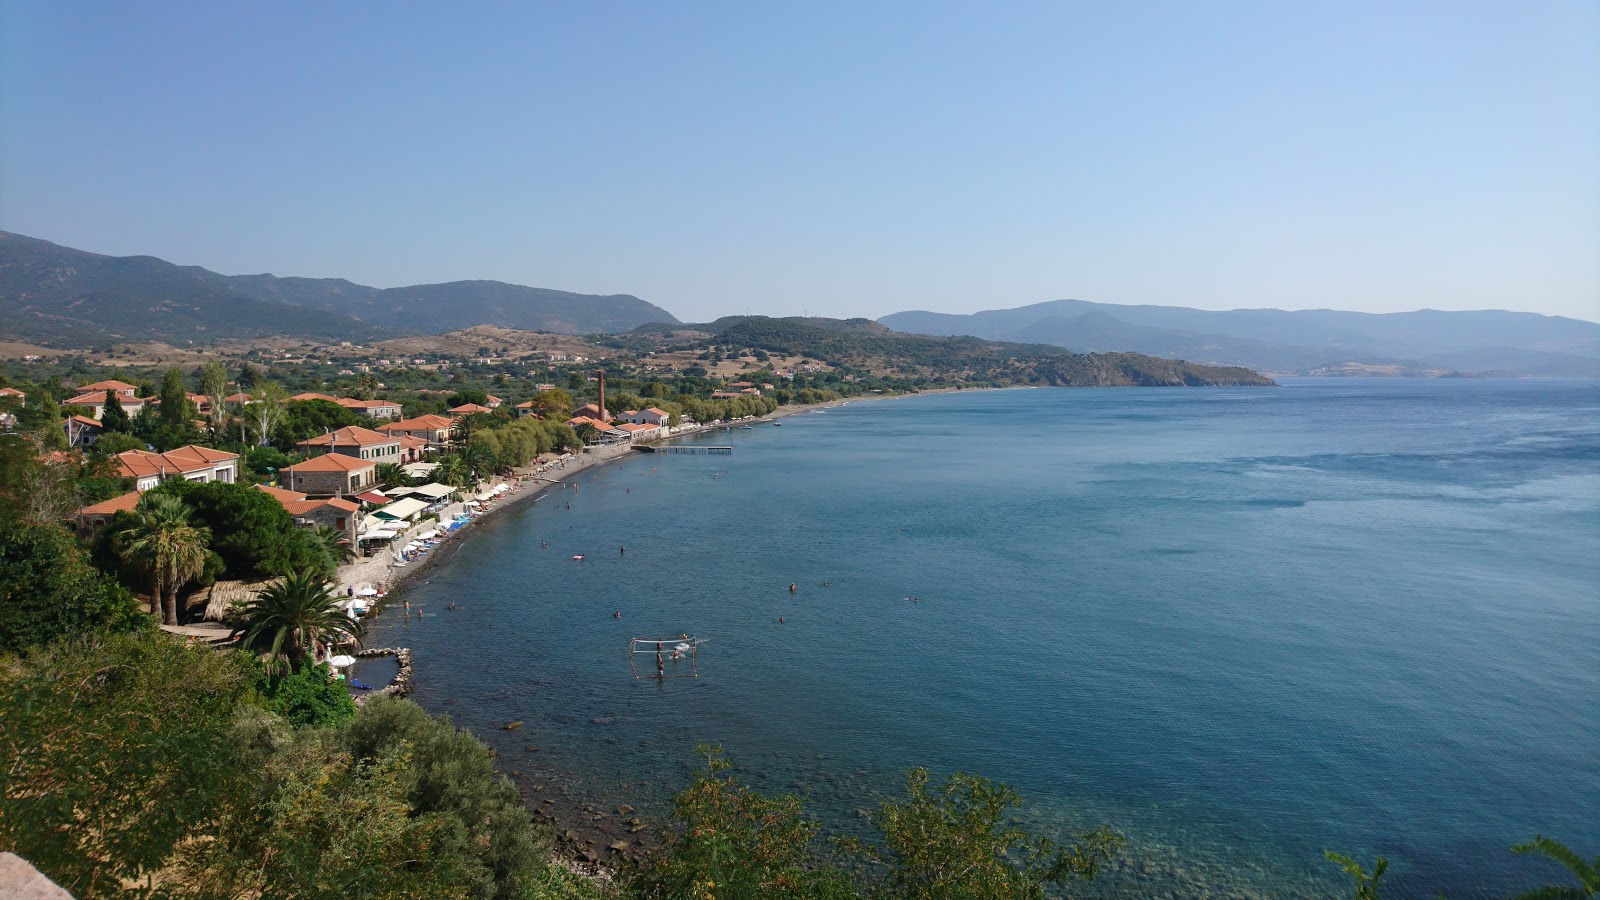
[[3, 1, 1596, 323]]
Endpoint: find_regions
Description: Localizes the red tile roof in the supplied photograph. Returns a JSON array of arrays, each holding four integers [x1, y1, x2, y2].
[[283, 454, 375, 473], [289, 392, 340, 403], [382, 414, 454, 432], [79, 380, 138, 393], [79, 490, 143, 517], [256, 484, 307, 502], [112, 445, 237, 479], [297, 425, 398, 447], [448, 403, 491, 414]]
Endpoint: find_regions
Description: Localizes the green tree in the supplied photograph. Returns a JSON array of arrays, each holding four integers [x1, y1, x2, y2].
[[232, 569, 362, 673], [115, 492, 212, 625], [1510, 835, 1598, 899], [237, 361, 260, 389], [574, 421, 600, 445], [375, 461, 413, 490], [436, 455, 473, 488], [0, 630, 256, 896], [201, 360, 229, 433], [159, 366, 190, 427], [525, 388, 574, 419], [632, 745, 858, 900], [856, 768, 1122, 900], [344, 697, 557, 899], [98, 389, 131, 433], [155, 479, 302, 580], [1323, 851, 1389, 900], [0, 519, 148, 654], [90, 431, 145, 456], [307, 524, 356, 577], [459, 442, 498, 481], [253, 659, 357, 728]]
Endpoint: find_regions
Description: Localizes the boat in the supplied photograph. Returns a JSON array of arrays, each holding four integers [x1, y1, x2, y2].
[[740, 425, 752, 430], [572, 554, 585, 560], [772, 422, 783, 426]]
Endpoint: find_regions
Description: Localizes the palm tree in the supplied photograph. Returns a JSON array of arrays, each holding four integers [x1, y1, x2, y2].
[[436, 455, 473, 488], [307, 525, 356, 577], [374, 462, 412, 491], [453, 411, 494, 442], [231, 570, 362, 673], [573, 422, 600, 445], [117, 493, 212, 625], [1511, 836, 1598, 899], [459, 443, 498, 482]]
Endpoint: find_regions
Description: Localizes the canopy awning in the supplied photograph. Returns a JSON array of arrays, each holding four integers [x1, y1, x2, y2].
[[373, 497, 429, 521], [359, 528, 399, 541]]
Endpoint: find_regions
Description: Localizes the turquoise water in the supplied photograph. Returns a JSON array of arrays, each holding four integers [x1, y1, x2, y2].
[[368, 379, 1599, 898]]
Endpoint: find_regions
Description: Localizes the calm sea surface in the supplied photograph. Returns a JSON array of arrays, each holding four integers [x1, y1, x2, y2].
[[366, 379, 1599, 898]]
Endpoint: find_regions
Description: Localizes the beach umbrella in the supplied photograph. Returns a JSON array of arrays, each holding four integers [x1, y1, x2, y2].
[[328, 655, 356, 668], [355, 587, 379, 596]]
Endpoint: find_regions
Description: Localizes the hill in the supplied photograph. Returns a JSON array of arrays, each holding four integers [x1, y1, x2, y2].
[[0, 231, 680, 347], [0, 231, 385, 347], [667, 316, 1273, 387], [202, 273, 679, 335], [880, 300, 1600, 376]]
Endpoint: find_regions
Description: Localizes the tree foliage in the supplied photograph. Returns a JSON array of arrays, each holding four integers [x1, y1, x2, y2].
[[115, 492, 211, 625], [0, 519, 148, 655], [231, 569, 362, 673], [0, 630, 256, 896], [1510, 835, 1598, 899], [253, 659, 357, 729], [632, 745, 857, 900]]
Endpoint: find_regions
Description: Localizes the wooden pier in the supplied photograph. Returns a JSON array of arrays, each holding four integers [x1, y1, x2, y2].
[[635, 445, 732, 454]]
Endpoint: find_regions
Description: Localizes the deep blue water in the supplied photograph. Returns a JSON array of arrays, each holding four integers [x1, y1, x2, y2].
[[368, 379, 1599, 898]]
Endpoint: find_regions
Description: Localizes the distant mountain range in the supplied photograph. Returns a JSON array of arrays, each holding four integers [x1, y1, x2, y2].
[[0, 232, 678, 347], [880, 300, 1600, 377]]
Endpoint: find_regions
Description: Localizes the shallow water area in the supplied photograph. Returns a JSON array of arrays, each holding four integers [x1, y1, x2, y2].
[[368, 380, 1600, 898]]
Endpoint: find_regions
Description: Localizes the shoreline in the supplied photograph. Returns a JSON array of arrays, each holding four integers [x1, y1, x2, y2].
[[344, 390, 953, 872]]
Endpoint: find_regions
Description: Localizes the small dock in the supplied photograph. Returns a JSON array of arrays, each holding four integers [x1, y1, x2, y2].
[[635, 445, 733, 454]]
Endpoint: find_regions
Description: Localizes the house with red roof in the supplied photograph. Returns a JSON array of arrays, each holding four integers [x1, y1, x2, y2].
[[77, 379, 138, 398], [62, 390, 150, 420], [0, 386, 27, 405], [63, 415, 105, 448], [616, 422, 663, 443], [334, 397, 402, 419], [447, 402, 493, 416], [617, 407, 671, 427], [111, 446, 240, 491], [379, 414, 455, 452], [255, 484, 361, 546], [282, 453, 377, 499], [296, 425, 401, 465]]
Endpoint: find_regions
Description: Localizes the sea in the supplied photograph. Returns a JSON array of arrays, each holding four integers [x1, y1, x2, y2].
[[363, 378, 1599, 898]]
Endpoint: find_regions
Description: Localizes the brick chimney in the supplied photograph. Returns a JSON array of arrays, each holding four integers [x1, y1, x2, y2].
[[597, 370, 606, 421]]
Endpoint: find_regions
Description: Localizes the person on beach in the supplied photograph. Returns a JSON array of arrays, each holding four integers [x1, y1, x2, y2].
[[403, 599, 410, 616]]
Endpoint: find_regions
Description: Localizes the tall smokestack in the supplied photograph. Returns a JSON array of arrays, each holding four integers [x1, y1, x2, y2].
[[597, 370, 606, 421]]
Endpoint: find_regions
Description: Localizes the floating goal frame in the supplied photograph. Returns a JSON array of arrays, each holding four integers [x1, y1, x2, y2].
[[629, 636, 702, 680]]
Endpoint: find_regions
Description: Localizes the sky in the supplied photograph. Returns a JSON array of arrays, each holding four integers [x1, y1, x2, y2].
[[2, 1, 1596, 324]]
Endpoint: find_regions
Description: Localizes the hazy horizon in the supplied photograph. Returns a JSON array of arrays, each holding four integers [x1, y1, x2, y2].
[[2, 2, 1595, 324]]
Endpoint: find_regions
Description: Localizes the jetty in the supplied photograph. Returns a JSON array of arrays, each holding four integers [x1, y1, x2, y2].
[[635, 445, 732, 454]]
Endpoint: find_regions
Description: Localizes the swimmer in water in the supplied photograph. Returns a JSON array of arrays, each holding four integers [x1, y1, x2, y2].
[[789, 583, 796, 593], [614, 610, 621, 619]]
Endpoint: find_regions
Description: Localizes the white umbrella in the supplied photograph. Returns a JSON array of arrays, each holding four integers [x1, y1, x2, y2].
[[355, 587, 379, 597], [328, 654, 356, 668]]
